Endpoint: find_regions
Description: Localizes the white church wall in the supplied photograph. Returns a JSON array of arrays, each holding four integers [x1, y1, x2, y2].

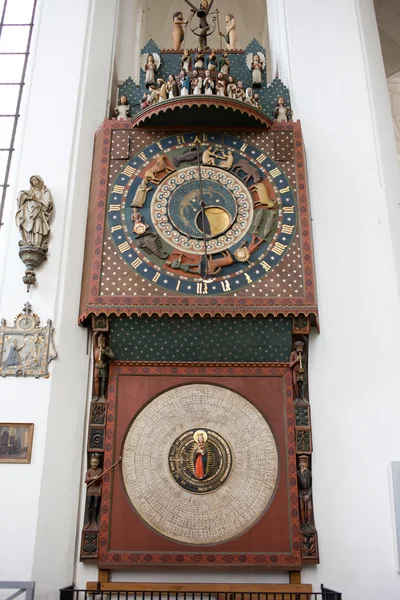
[[0, 0, 118, 594], [387, 71, 400, 160], [275, 0, 400, 598]]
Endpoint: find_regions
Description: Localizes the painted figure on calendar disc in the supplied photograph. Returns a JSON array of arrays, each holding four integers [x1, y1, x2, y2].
[[193, 430, 209, 479]]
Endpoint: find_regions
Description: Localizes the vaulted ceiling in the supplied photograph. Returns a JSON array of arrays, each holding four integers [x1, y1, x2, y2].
[[374, 0, 400, 76]]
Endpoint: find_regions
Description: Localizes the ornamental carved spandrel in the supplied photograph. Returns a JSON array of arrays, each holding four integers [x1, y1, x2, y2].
[[0, 302, 57, 378]]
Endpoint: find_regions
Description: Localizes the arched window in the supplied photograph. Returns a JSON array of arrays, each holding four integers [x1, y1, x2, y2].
[[0, 0, 37, 229]]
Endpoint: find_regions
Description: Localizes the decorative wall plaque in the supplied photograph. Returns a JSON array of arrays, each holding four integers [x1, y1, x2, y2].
[[0, 303, 57, 378]]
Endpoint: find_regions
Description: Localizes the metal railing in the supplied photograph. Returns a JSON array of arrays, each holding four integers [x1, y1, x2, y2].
[[59, 586, 342, 600], [0, 582, 35, 600]]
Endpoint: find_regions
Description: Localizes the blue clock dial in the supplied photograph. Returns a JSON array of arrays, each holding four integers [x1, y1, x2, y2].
[[107, 133, 297, 296]]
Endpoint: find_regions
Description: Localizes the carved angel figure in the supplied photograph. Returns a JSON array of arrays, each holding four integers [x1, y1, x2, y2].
[[141, 52, 160, 88], [246, 52, 265, 87], [16, 175, 53, 251]]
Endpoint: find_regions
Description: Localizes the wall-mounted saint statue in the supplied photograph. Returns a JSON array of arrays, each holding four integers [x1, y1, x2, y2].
[[16, 175, 54, 290]]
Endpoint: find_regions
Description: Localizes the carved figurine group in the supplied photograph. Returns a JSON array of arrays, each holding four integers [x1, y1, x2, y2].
[[137, 48, 264, 110]]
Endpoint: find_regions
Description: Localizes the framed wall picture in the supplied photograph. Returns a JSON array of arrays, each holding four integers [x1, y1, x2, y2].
[[0, 423, 34, 463]]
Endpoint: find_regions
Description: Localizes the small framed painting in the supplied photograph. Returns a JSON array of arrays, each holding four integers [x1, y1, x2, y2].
[[0, 423, 34, 463]]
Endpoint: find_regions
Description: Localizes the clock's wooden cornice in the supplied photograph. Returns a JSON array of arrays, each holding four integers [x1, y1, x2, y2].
[[131, 96, 273, 129]]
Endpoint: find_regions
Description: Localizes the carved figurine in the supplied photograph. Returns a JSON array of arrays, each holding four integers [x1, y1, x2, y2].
[[289, 340, 306, 402], [203, 70, 214, 95], [262, 208, 279, 242], [173, 146, 202, 168], [207, 48, 217, 71], [145, 155, 174, 184], [236, 80, 246, 101], [191, 70, 203, 95], [132, 207, 149, 235], [246, 52, 265, 87], [275, 96, 293, 122], [16, 175, 53, 252], [16, 175, 54, 289], [245, 87, 253, 104], [184, 0, 215, 49], [140, 93, 149, 110], [180, 73, 191, 96], [131, 180, 152, 208], [231, 158, 262, 184], [84, 454, 103, 530], [226, 76, 237, 99], [181, 48, 192, 73], [114, 95, 130, 120], [172, 11, 187, 51], [253, 93, 261, 109], [251, 181, 275, 208], [167, 74, 179, 98], [136, 232, 168, 259], [207, 250, 234, 276], [216, 72, 226, 96], [144, 53, 157, 87], [194, 46, 205, 69], [219, 150, 234, 169], [202, 145, 217, 165], [218, 51, 230, 76], [93, 333, 114, 401], [234, 234, 264, 262], [297, 455, 314, 531], [148, 85, 158, 105], [157, 78, 167, 101], [166, 254, 202, 274], [220, 14, 237, 50]]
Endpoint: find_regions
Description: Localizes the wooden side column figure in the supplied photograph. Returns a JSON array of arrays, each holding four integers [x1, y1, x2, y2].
[[80, 315, 113, 561], [290, 333, 319, 562]]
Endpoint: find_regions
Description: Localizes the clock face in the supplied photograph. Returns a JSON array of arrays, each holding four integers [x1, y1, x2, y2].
[[107, 133, 296, 296]]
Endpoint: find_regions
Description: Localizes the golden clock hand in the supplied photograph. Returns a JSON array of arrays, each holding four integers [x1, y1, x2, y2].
[[196, 142, 211, 280]]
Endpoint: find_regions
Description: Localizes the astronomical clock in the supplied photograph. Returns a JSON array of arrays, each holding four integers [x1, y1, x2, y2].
[[79, 2, 319, 576]]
